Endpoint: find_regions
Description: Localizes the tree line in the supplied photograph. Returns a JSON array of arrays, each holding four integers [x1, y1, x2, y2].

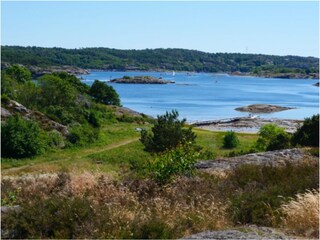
[[2, 45, 318, 75]]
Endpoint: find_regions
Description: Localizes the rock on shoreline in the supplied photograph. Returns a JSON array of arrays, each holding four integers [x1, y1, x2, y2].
[[110, 76, 175, 84], [235, 104, 294, 113], [192, 117, 302, 133]]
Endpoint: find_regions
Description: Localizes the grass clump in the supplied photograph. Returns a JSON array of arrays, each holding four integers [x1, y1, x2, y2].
[[225, 162, 319, 226], [280, 190, 319, 238]]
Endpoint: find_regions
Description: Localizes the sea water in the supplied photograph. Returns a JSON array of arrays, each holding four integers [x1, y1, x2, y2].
[[80, 71, 319, 122]]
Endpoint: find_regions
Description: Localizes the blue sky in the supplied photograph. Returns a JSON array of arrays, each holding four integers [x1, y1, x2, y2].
[[1, 1, 319, 57]]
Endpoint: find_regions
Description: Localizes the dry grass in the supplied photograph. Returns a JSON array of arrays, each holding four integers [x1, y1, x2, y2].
[[2, 172, 231, 238], [280, 189, 319, 238]]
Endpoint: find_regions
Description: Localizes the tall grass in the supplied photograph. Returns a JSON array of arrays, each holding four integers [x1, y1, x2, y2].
[[280, 190, 319, 238], [1, 172, 231, 239]]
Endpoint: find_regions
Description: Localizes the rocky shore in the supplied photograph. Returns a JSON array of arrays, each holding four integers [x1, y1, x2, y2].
[[110, 76, 175, 84], [195, 148, 317, 173], [192, 117, 303, 133], [235, 104, 294, 113]]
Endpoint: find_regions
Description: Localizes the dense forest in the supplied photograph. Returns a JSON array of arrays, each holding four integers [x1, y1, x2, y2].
[[1, 46, 319, 77]]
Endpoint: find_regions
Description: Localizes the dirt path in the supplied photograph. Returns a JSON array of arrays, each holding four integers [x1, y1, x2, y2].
[[2, 138, 139, 175]]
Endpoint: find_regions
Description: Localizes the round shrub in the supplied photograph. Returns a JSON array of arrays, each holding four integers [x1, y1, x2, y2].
[[223, 131, 239, 149], [1, 116, 45, 158]]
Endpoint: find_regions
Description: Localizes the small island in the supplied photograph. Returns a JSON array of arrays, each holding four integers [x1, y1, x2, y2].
[[235, 104, 294, 113], [110, 75, 175, 84]]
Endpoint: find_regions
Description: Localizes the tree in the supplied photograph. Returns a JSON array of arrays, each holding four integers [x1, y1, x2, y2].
[[38, 74, 77, 108], [5, 64, 32, 83], [223, 131, 239, 149], [1, 116, 45, 158], [89, 80, 120, 106], [292, 114, 319, 147], [140, 110, 196, 153]]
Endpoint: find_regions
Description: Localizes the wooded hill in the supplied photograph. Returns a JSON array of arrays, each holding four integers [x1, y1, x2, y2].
[[2, 45, 319, 76]]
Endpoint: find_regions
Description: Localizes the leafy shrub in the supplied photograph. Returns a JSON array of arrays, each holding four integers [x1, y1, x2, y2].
[[53, 72, 90, 94], [292, 114, 319, 147], [148, 144, 199, 184], [89, 80, 121, 106], [1, 116, 45, 158], [226, 162, 319, 226], [46, 130, 65, 148], [4, 64, 32, 83], [223, 131, 239, 149], [67, 124, 100, 146], [1, 94, 10, 104], [199, 149, 216, 160], [256, 124, 290, 151], [266, 131, 291, 151], [140, 110, 196, 153], [280, 190, 319, 238]]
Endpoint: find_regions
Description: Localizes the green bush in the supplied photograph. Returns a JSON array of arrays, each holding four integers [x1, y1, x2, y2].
[[46, 130, 65, 148], [67, 124, 100, 146], [256, 124, 290, 151], [4, 64, 32, 83], [266, 131, 291, 151], [223, 131, 239, 149], [140, 110, 196, 153], [148, 143, 199, 184], [1, 116, 45, 158], [1, 94, 10, 104], [292, 114, 319, 147]]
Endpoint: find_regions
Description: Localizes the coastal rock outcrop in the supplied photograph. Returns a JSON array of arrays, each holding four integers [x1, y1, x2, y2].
[[195, 148, 317, 172], [110, 76, 175, 84], [182, 225, 293, 239], [1, 100, 69, 136], [235, 104, 294, 113]]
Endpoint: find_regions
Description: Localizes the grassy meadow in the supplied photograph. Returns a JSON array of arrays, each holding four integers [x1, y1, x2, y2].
[[2, 122, 258, 176]]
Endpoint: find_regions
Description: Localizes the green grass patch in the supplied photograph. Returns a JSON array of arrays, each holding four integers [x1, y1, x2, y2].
[[194, 128, 258, 157]]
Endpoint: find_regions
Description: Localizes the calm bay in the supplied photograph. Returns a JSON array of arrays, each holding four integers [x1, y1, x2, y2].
[[80, 71, 319, 122]]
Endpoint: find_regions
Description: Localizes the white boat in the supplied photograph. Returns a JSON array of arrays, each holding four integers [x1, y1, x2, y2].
[[172, 71, 176, 76]]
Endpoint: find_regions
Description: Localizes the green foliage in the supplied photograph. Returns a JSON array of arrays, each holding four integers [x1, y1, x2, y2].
[[1, 72, 18, 99], [148, 144, 199, 184], [266, 131, 291, 151], [38, 74, 77, 108], [89, 80, 121, 106], [223, 131, 240, 149], [1, 116, 45, 158], [46, 130, 65, 148], [16, 81, 41, 109], [67, 124, 100, 146], [4, 64, 32, 83], [256, 124, 290, 151], [140, 110, 196, 153], [292, 114, 319, 147], [226, 162, 319, 226], [53, 72, 90, 94], [2, 46, 319, 74], [1, 94, 10, 104]]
